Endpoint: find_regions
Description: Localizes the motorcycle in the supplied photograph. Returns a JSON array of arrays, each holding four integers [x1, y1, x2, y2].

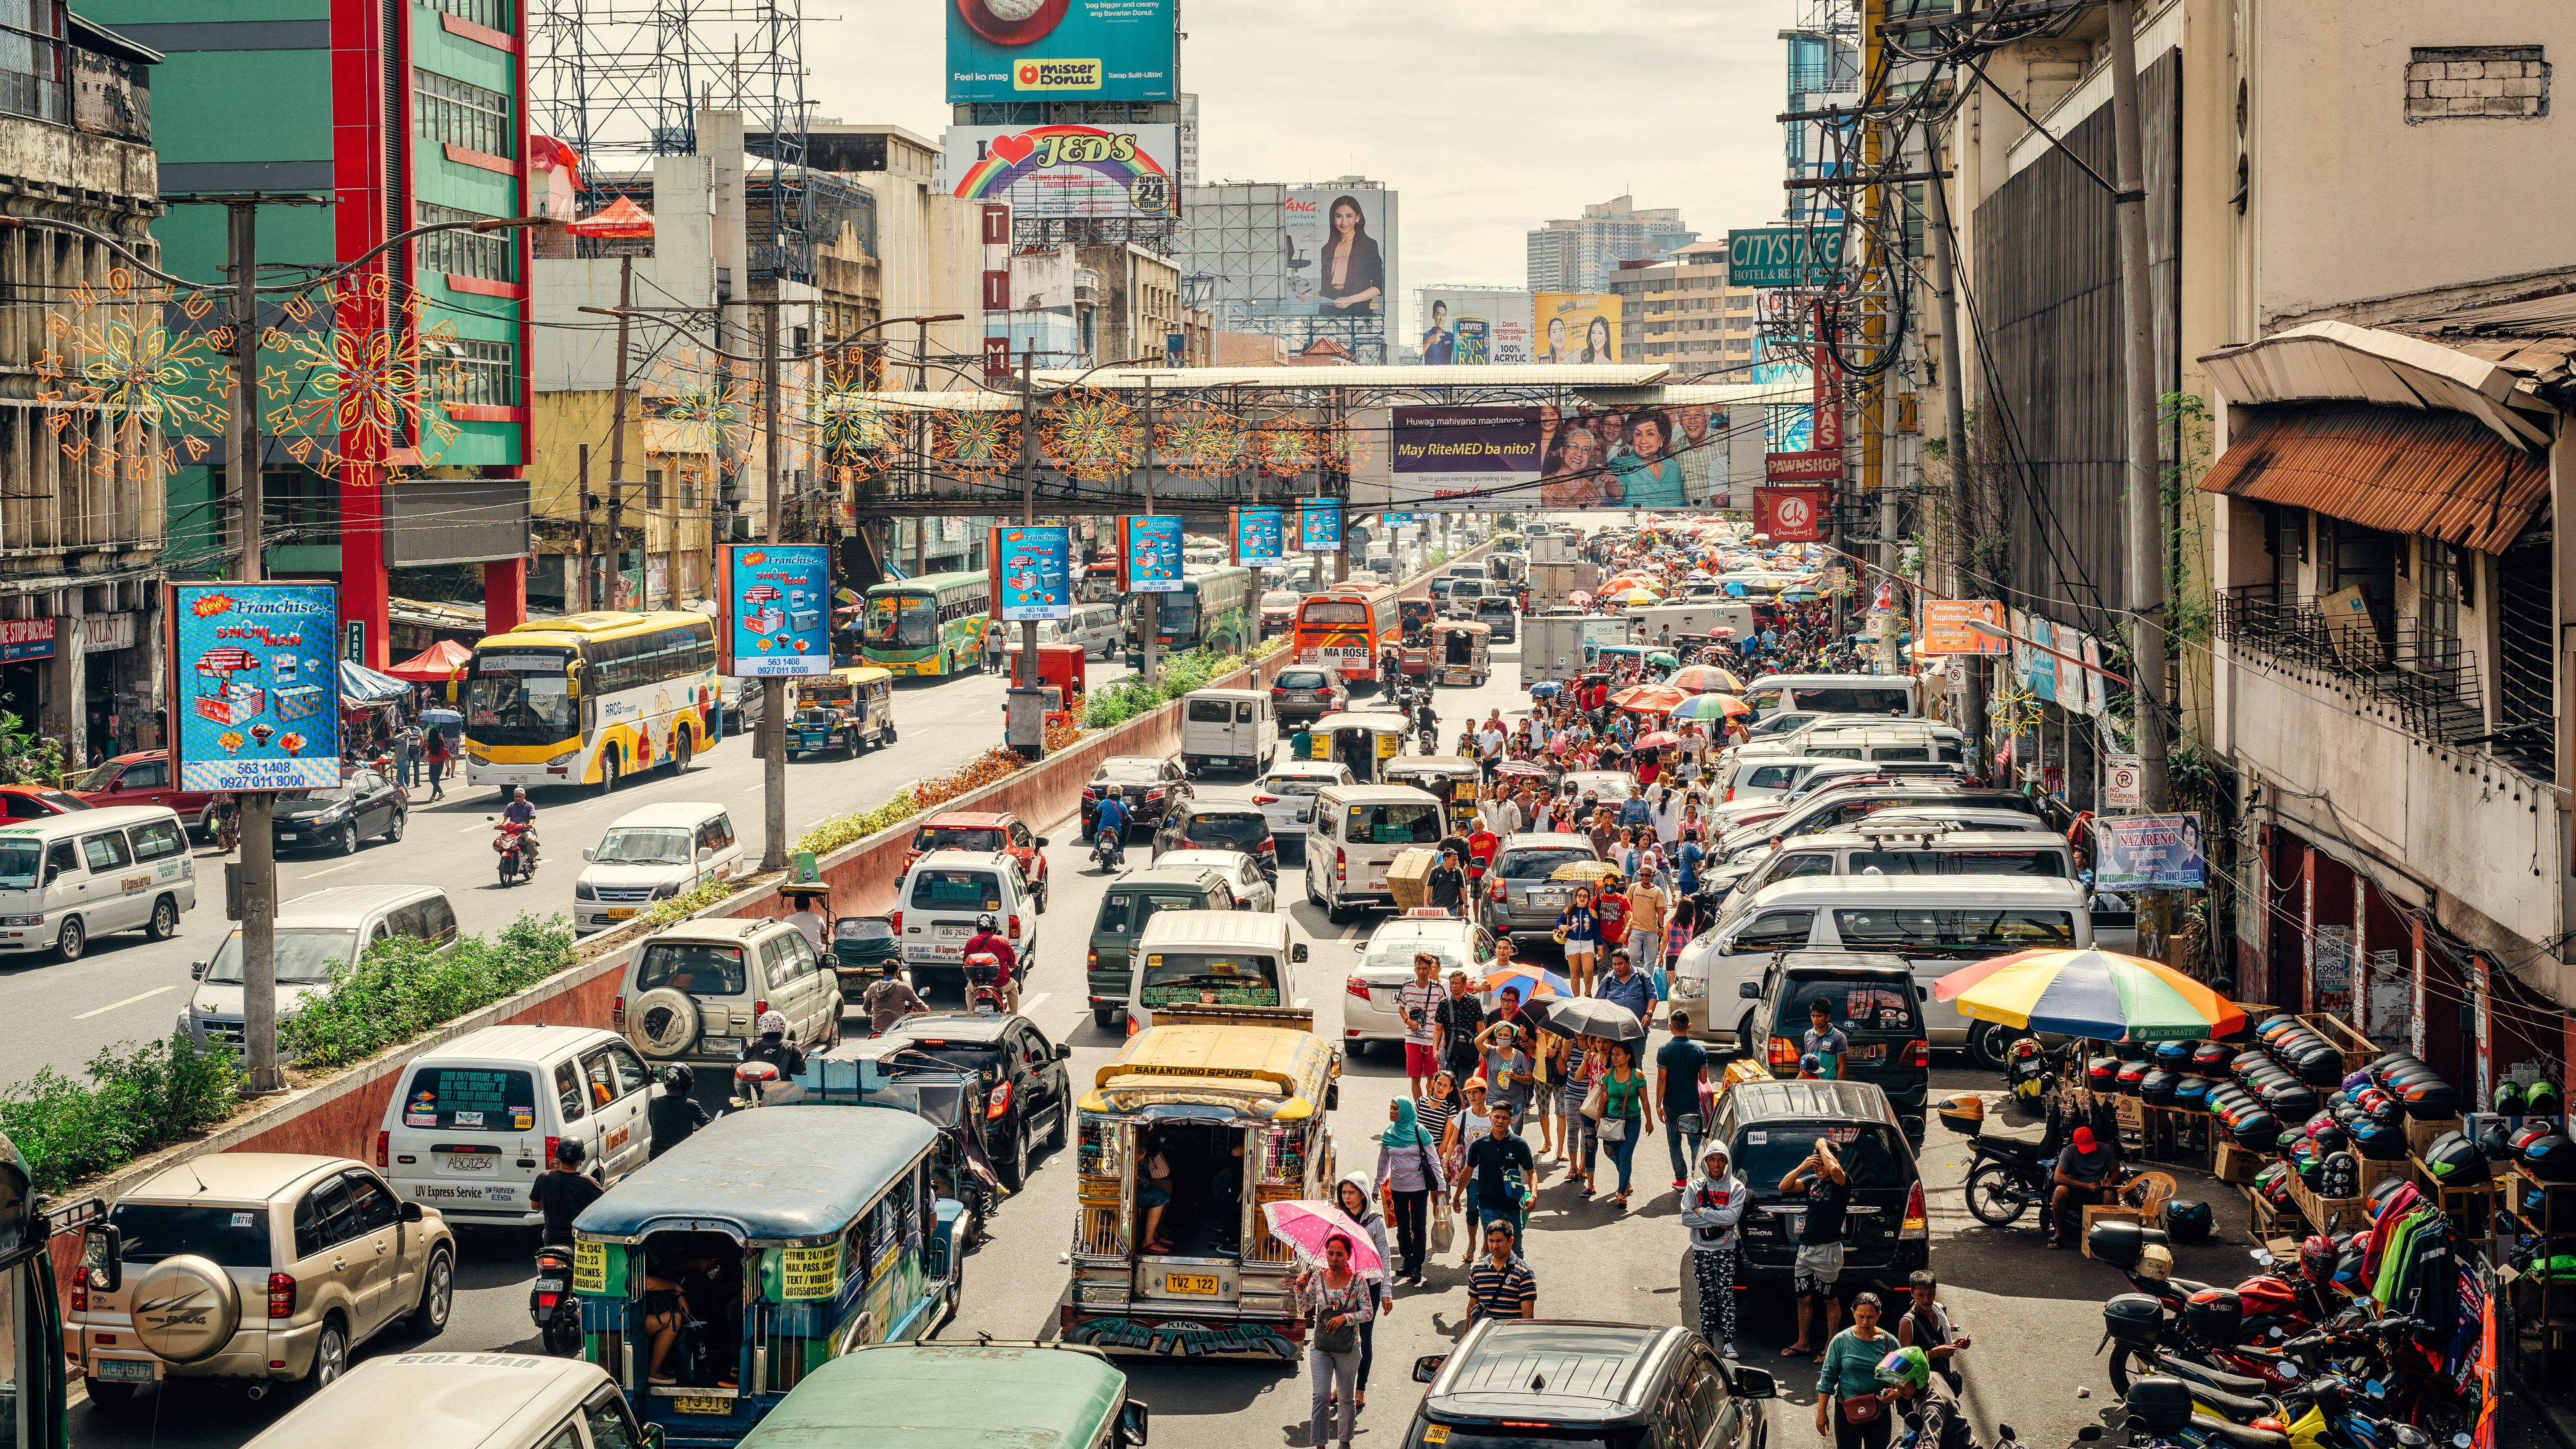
[[962, 951, 1007, 1016], [728, 1059, 781, 1112], [530, 1242, 583, 1355], [1094, 825, 1126, 872], [493, 818, 536, 886]]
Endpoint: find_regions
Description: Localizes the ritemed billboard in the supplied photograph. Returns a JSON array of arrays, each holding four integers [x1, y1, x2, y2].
[[721, 544, 833, 677], [1417, 288, 1534, 365], [944, 124, 1179, 221], [170, 583, 343, 792], [1532, 293, 1622, 363], [1387, 406, 1543, 510], [1283, 188, 1389, 323], [946, 0, 1176, 103]]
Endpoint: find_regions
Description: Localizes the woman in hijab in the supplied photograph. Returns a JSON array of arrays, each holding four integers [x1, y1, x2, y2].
[[1334, 1172, 1395, 1412], [1373, 1098, 1443, 1284]]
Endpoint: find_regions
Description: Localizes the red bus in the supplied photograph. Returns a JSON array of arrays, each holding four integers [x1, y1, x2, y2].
[[1291, 583, 1399, 682]]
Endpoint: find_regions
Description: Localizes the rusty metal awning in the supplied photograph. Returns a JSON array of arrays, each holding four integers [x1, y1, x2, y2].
[[2195, 401, 2549, 553]]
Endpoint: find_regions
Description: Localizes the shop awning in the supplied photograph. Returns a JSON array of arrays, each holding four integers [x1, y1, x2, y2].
[[2194, 401, 2551, 554], [339, 659, 413, 705], [385, 639, 471, 683]]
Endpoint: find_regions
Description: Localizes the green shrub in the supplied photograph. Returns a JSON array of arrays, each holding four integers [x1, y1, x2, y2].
[[638, 877, 739, 930], [278, 914, 578, 1070], [1082, 646, 1241, 730], [0, 1036, 240, 1192], [795, 788, 922, 858]]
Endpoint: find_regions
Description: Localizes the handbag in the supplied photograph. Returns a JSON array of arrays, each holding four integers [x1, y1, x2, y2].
[[1599, 1114, 1629, 1143], [1581, 1080, 1607, 1122], [1840, 1395, 1885, 1427], [1315, 1308, 1360, 1356]]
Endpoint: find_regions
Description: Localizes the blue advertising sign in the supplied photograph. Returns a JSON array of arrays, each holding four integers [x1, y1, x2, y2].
[[1124, 515, 1183, 593], [947, 0, 1175, 103], [721, 543, 833, 677], [1233, 506, 1286, 568], [993, 524, 1073, 621], [170, 582, 343, 792], [1382, 511, 1415, 529], [1298, 500, 1343, 554]]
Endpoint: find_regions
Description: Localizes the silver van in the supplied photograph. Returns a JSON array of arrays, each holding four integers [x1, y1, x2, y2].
[[0, 805, 195, 962], [182, 885, 459, 1053], [1039, 602, 1123, 659], [1741, 673, 1921, 719], [1709, 827, 2078, 924]]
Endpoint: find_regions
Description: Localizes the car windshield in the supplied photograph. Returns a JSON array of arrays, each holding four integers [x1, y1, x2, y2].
[[1405, 1432, 1639, 1449], [864, 595, 938, 649], [1182, 814, 1267, 848], [1493, 846, 1597, 880], [1261, 776, 1331, 798], [0, 839, 39, 890], [593, 827, 694, 866], [1831, 906, 2078, 957], [1345, 802, 1442, 846], [109, 1203, 272, 1268], [1139, 951, 1280, 1004], [203, 928, 359, 985], [1097, 760, 1161, 784], [66, 760, 125, 792], [634, 941, 747, 994], [1733, 1122, 1911, 1197], [468, 652, 577, 746], [835, 917, 894, 942], [1277, 671, 1329, 689], [275, 782, 362, 806], [913, 825, 1007, 853], [1362, 934, 1469, 970], [1777, 978, 1921, 1036]]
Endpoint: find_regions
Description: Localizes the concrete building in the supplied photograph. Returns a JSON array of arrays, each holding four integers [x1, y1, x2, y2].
[[95, 0, 539, 670], [1077, 242, 1211, 366], [1526, 195, 1698, 293], [0, 11, 166, 758], [1605, 241, 1762, 381]]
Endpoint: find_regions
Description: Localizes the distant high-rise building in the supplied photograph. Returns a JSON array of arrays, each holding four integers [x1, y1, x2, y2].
[[1526, 195, 1698, 293], [1782, 9, 1861, 224], [1606, 241, 1763, 380], [1177, 93, 1199, 185]]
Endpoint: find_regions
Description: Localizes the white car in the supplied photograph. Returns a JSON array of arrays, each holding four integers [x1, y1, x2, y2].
[[1561, 770, 1640, 802], [1251, 760, 1355, 858], [1152, 848, 1277, 914], [1342, 909, 1495, 1057]]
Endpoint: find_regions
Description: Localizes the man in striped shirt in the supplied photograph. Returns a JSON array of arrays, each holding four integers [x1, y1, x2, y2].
[[1467, 1220, 1537, 1322], [1398, 954, 1445, 1100]]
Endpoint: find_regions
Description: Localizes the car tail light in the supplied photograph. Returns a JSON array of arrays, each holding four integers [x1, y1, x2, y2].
[[1270, 687, 1286, 698], [986, 1080, 1013, 1118], [1723, 786, 1735, 804], [889, 911, 904, 935], [1346, 976, 1371, 1002], [544, 1135, 561, 1169], [1009, 914, 1022, 939], [1907, 1039, 1930, 1068], [376, 1131, 390, 1169], [1087, 948, 1099, 969], [1333, 847, 1347, 883], [71, 1275, 87, 1312], [1081, 786, 1098, 801], [1259, 837, 1275, 856], [1253, 794, 1279, 806], [267, 1273, 297, 1320], [1767, 1036, 1799, 1069], [1901, 1180, 1928, 1238], [754, 999, 768, 1018], [610, 994, 626, 1028]]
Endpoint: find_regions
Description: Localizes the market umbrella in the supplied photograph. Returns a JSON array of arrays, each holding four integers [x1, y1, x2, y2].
[[1610, 587, 1661, 605], [1665, 664, 1744, 694], [1723, 581, 1749, 596], [385, 638, 472, 683], [1669, 693, 1752, 721], [1644, 650, 1679, 671], [1526, 995, 1645, 1043], [1609, 683, 1689, 714], [1569, 591, 1594, 606], [1260, 1200, 1387, 1278], [1493, 760, 1557, 782], [1780, 587, 1821, 603], [1633, 730, 1681, 750], [1483, 963, 1571, 1002], [1527, 681, 1563, 697], [1933, 947, 2247, 1044]]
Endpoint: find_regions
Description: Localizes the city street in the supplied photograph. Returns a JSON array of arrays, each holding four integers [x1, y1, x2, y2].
[[0, 656, 1125, 1089], [73, 631, 2267, 1449]]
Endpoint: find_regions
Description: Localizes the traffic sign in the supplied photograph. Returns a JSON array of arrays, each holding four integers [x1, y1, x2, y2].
[[2105, 756, 2143, 811]]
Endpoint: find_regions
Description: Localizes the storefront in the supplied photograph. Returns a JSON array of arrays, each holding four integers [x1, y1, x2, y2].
[[0, 595, 164, 766]]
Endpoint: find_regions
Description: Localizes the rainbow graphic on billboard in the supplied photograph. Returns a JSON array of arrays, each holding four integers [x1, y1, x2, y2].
[[945, 124, 1177, 219]]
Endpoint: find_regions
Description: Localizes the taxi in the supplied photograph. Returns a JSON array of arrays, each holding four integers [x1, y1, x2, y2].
[[1341, 908, 1495, 1056]]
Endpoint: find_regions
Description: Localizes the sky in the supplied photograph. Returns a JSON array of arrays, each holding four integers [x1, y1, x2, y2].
[[807, 0, 1803, 293]]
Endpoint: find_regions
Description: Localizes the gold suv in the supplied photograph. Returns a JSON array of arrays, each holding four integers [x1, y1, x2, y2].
[[71, 1152, 455, 1408]]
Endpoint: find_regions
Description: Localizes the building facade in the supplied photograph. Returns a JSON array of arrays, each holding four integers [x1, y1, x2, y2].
[[1605, 241, 1762, 381], [1525, 195, 1697, 293]]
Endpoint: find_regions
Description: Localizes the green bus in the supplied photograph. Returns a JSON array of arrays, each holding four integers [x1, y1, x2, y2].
[[1125, 563, 1255, 667], [862, 571, 994, 679]]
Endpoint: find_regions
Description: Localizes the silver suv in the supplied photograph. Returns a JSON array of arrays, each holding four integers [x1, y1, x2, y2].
[[617, 916, 843, 1069], [1478, 833, 1605, 944]]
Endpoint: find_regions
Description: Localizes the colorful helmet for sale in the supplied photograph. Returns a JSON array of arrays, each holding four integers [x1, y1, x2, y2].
[[2514, 1122, 2557, 1154], [2529, 1079, 2564, 1117], [2523, 1134, 2576, 1182], [2421, 1131, 2489, 1184], [2495, 1080, 2529, 1114], [1875, 1347, 1933, 1392], [2299, 1234, 2335, 1284]]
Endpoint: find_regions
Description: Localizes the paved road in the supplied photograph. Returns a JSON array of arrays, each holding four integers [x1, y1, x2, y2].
[[1, 655, 1125, 1089]]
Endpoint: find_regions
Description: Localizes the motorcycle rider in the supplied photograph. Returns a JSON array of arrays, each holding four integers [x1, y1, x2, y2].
[[961, 911, 1021, 1014], [737, 1010, 807, 1086], [1091, 790, 1133, 867], [861, 963, 928, 1037], [529, 1138, 604, 1248], [1875, 1346, 1973, 1449], [647, 1066, 710, 1160], [1412, 691, 1440, 754], [499, 785, 541, 866]]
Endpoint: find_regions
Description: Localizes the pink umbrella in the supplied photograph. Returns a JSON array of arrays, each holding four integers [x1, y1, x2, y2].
[[1260, 1199, 1386, 1278]]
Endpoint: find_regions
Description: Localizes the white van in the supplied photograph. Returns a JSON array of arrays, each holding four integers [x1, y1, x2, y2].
[[1179, 688, 1279, 775], [1303, 783, 1446, 924], [1634, 601, 1757, 641], [1038, 601, 1123, 659], [1790, 721, 1966, 765], [237, 1352, 646, 1449], [1708, 827, 2079, 924], [0, 804, 195, 961], [893, 848, 1041, 998], [1671, 876, 2091, 1061], [377, 1024, 654, 1226], [1741, 673, 1921, 718], [573, 800, 746, 934], [181, 885, 459, 1054], [1125, 908, 1310, 1031]]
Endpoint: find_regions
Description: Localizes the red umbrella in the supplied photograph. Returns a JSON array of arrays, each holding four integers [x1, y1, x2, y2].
[[1634, 730, 1681, 750]]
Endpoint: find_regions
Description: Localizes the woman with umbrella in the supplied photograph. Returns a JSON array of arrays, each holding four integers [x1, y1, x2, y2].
[[1333, 1174, 1395, 1407], [1291, 1229, 1374, 1449]]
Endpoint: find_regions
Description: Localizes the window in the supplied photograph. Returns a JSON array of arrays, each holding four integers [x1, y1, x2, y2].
[[553, 1059, 587, 1120], [295, 1176, 357, 1258], [417, 202, 514, 283], [645, 467, 667, 510], [0, 0, 67, 125], [425, 0, 511, 31], [2419, 535, 2461, 670], [636, 940, 745, 994], [342, 1171, 402, 1231], [107, 1203, 271, 1268], [579, 1050, 619, 1110], [79, 832, 131, 872], [119, 759, 167, 790], [414, 68, 514, 159], [126, 818, 185, 863], [585, 1392, 648, 1449], [1830, 907, 2078, 956], [423, 894, 459, 943], [451, 338, 517, 409], [401, 1067, 537, 1131], [607, 1043, 653, 1097], [1733, 909, 1815, 951]]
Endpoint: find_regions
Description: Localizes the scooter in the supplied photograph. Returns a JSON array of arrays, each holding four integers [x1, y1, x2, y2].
[[530, 1243, 583, 1355], [728, 1059, 781, 1112], [493, 818, 536, 886], [1094, 825, 1126, 872], [962, 951, 1007, 1016]]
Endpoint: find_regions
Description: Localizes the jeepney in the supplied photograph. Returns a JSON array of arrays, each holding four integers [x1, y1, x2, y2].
[[1063, 1016, 1340, 1361], [1429, 621, 1491, 687], [1306, 709, 1408, 785], [1382, 755, 1483, 832], [788, 667, 895, 757]]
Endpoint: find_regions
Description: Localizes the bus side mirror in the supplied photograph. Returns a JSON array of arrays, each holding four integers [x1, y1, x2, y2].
[[642, 1428, 666, 1449], [1116, 1400, 1151, 1448], [82, 1224, 121, 1294]]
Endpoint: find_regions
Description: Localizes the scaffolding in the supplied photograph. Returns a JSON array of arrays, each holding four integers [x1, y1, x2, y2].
[[530, 0, 815, 283], [1175, 180, 1395, 364]]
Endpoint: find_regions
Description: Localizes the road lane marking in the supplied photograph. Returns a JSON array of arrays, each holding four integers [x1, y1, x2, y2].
[[1020, 994, 1049, 1013], [297, 860, 365, 880], [75, 985, 177, 1020]]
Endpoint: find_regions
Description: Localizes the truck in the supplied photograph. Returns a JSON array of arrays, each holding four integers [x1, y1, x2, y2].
[[1633, 601, 1759, 642], [1521, 612, 1639, 685], [1530, 559, 1599, 610], [1529, 532, 1581, 565]]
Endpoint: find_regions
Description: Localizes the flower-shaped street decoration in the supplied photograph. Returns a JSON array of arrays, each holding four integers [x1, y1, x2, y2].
[[35, 271, 231, 479], [931, 408, 1020, 481], [258, 273, 465, 482], [1157, 403, 1245, 479], [1040, 387, 1138, 482]]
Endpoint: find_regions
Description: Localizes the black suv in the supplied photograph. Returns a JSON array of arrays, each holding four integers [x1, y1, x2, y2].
[[873, 1012, 1075, 1190], [1711, 1078, 1928, 1290], [1745, 952, 1930, 1138], [1083, 754, 1192, 836], [1409, 1320, 1776, 1449]]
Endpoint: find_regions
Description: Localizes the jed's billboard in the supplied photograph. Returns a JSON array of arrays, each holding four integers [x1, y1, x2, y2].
[[1418, 289, 1533, 365], [1533, 293, 1621, 363], [944, 124, 1178, 221], [1283, 188, 1388, 324], [947, 0, 1175, 103]]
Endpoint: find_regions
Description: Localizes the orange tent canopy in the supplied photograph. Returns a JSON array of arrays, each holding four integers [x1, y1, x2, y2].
[[385, 638, 471, 683], [567, 196, 655, 238]]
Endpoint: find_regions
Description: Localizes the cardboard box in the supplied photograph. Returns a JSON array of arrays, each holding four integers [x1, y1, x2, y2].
[[2213, 1141, 2263, 1185], [2407, 1114, 2461, 1158], [1385, 849, 1439, 911]]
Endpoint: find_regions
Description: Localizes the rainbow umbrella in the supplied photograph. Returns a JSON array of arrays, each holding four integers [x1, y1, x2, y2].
[[1483, 963, 1571, 1001], [1670, 692, 1752, 721], [1665, 664, 1745, 694], [1933, 948, 2246, 1043]]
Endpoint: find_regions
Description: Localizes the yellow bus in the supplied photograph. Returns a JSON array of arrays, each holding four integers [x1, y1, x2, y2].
[[464, 610, 719, 793]]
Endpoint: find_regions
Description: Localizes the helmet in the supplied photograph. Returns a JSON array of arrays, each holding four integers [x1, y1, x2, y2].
[[975, 912, 999, 932], [2421, 1130, 2489, 1184], [554, 1138, 587, 1166], [662, 1064, 695, 1094], [2524, 1134, 2576, 1182], [2530, 1079, 2565, 1116], [2495, 1080, 2529, 1114], [1874, 1347, 1932, 1392], [757, 1010, 789, 1037], [2299, 1234, 2334, 1284], [2137, 1242, 2174, 1281]]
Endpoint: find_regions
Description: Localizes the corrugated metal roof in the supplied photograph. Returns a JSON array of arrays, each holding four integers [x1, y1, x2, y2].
[[2195, 401, 2549, 554]]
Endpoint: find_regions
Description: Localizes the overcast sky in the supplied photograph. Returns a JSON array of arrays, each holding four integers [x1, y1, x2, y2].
[[811, 0, 1801, 291]]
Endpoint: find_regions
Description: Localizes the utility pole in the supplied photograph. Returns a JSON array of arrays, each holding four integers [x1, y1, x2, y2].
[[1015, 347, 1041, 691], [575, 444, 594, 612], [607, 469, 625, 609], [225, 198, 281, 1096], [759, 305, 788, 872], [603, 254, 635, 611], [2108, 0, 2168, 816], [1138, 375, 1159, 687], [1923, 121, 1990, 770]]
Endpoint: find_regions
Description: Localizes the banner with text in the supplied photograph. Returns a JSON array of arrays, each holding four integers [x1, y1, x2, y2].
[[1533, 292, 1622, 363], [721, 544, 832, 676], [1385, 405, 1542, 511], [1417, 287, 1534, 365], [1921, 599, 2009, 655], [170, 582, 344, 791], [1233, 505, 1287, 568], [942, 123, 1178, 221], [991, 524, 1074, 621], [1121, 515, 1183, 592], [947, 0, 1175, 103], [1298, 499, 1343, 553], [1753, 485, 1829, 542], [2095, 813, 2209, 891]]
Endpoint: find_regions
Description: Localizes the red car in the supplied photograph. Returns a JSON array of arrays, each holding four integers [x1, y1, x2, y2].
[[0, 784, 91, 820], [902, 810, 1051, 911], [70, 750, 223, 836]]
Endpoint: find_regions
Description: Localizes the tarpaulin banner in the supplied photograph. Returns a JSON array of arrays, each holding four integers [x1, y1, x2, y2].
[[170, 582, 344, 791], [1121, 515, 1183, 593], [1233, 506, 1287, 568], [1298, 499, 1343, 553], [721, 543, 833, 677], [2095, 813, 2209, 891], [991, 524, 1073, 621], [1921, 599, 2009, 655]]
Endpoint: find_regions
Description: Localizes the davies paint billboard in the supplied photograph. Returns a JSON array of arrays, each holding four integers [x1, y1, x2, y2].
[[944, 124, 1179, 220], [946, 0, 1175, 103], [1417, 288, 1534, 365]]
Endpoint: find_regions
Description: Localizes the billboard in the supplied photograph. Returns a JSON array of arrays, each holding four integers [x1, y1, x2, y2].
[[1532, 293, 1622, 363], [991, 525, 1074, 621], [944, 124, 1177, 221], [1387, 406, 1543, 510], [946, 0, 1175, 103], [1417, 288, 1533, 365], [2095, 814, 2209, 891], [1233, 505, 1287, 568], [1725, 225, 1848, 288], [1121, 515, 1183, 592], [1297, 499, 1343, 553], [1753, 486, 1829, 541], [170, 583, 343, 792], [1529, 401, 1739, 511], [720, 544, 833, 677], [1283, 187, 1388, 323], [1921, 599, 2010, 655]]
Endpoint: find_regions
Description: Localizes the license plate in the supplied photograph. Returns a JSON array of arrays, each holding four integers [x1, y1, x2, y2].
[[1165, 1273, 1220, 1296], [702, 1034, 734, 1046], [94, 1359, 154, 1382], [445, 1154, 493, 1172], [279, 832, 298, 842], [936, 924, 970, 940], [1850, 1043, 1886, 1062], [535, 1276, 568, 1293], [1533, 890, 1567, 908], [603, 907, 637, 921], [672, 1396, 733, 1416]]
